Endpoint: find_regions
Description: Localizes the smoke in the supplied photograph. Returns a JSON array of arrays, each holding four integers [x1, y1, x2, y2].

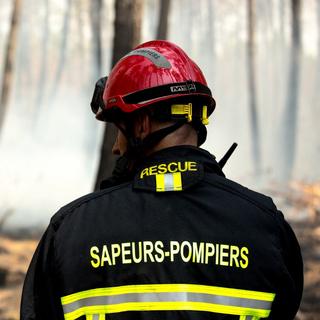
[[0, 91, 103, 230], [0, 0, 319, 231]]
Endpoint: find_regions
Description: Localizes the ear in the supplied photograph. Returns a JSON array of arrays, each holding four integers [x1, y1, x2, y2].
[[134, 111, 151, 140]]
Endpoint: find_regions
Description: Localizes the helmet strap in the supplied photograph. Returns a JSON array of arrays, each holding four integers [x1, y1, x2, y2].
[[126, 120, 186, 158], [116, 119, 186, 160], [191, 121, 207, 146], [105, 120, 195, 188]]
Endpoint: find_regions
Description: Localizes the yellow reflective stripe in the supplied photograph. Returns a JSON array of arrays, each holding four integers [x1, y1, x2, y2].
[[62, 284, 275, 320], [155, 173, 183, 192], [85, 315, 101, 320], [240, 316, 258, 320], [155, 174, 165, 192], [61, 284, 275, 305], [63, 302, 270, 320], [173, 172, 182, 191]]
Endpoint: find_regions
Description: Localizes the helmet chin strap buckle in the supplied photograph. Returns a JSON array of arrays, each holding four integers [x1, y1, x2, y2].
[[171, 103, 193, 122], [171, 103, 209, 125], [201, 105, 209, 125]]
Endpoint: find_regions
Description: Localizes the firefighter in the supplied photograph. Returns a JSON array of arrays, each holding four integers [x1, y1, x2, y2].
[[21, 40, 303, 320]]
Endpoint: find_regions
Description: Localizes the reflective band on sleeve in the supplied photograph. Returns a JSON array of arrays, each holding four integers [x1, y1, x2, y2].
[[61, 284, 275, 320], [156, 173, 182, 192]]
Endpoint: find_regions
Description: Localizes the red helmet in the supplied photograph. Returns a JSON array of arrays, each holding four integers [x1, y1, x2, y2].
[[93, 40, 215, 123]]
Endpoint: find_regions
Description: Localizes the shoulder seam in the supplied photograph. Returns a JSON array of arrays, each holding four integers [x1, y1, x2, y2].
[[52, 182, 132, 225], [203, 177, 277, 217], [65, 182, 131, 213]]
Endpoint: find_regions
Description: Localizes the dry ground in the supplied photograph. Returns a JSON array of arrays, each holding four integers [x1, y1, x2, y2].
[[293, 220, 320, 320], [0, 220, 319, 320], [0, 236, 38, 320]]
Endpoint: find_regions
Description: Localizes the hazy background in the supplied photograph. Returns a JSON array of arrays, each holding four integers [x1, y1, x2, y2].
[[0, 1, 319, 319], [0, 0, 319, 231]]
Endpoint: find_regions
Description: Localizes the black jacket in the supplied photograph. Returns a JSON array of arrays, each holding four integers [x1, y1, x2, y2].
[[21, 146, 303, 320]]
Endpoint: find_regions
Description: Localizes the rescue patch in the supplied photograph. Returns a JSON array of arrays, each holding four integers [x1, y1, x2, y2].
[[133, 161, 204, 192]]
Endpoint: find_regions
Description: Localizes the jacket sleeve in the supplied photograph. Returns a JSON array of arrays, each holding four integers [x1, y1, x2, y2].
[[20, 223, 64, 320], [271, 211, 304, 319]]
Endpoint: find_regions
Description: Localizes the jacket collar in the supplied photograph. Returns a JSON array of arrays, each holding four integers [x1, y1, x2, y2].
[[133, 146, 225, 192], [100, 146, 224, 191], [135, 145, 225, 177]]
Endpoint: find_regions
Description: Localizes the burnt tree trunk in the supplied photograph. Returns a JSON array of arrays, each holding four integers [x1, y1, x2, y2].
[[207, 0, 215, 59], [280, 0, 301, 181], [94, 0, 143, 190], [49, 0, 72, 102], [318, 0, 320, 57], [83, 0, 104, 156], [15, 0, 32, 112], [0, 0, 22, 136], [75, 0, 85, 87], [90, 0, 103, 79], [156, 0, 171, 39], [34, 0, 50, 117], [279, 0, 285, 43], [315, 0, 320, 111], [247, 0, 261, 176]]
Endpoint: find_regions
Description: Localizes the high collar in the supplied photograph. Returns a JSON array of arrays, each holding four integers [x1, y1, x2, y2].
[[135, 145, 225, 178], [100, 146, 225, 190]]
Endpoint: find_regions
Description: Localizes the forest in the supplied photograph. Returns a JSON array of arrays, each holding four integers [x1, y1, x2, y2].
[[0, 0, 319, 319]]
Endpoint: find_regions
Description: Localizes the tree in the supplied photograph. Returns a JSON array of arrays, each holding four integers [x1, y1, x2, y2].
[[247, 0, 261, 176], [318, 0, 320, 57], [207, 0, 215, 59], [15, 0, 32, 112], [75, 0, 86, 87], [280, 0, 301, 181], [156, 0, 171, 39], [0, 0, 23, 136], [83, 0, 104, 157], [48, 0, 72, 103], [90, 0, 103, 80], [94, 0, 143, 190], [201, 0, 216, 84], [279, 0, 285, 43], [315, 0, 320, 107], [34, 0, 50, 118]]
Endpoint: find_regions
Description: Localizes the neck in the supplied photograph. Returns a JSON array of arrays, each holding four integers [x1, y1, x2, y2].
[[146, 123, 198, 155]]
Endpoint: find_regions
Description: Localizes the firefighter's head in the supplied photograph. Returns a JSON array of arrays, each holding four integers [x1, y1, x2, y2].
[[91, 40, 216, 157]]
